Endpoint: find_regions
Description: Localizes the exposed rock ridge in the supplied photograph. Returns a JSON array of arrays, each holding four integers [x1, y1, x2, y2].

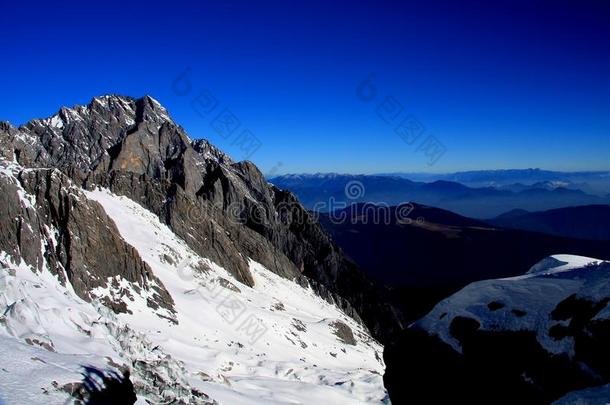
[[0, 95, 403, 342], [0, 160, 175, 317]]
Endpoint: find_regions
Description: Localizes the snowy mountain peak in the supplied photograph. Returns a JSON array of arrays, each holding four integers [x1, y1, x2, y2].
[[23, 94, 175, 136], [0, 96, 398, 403]]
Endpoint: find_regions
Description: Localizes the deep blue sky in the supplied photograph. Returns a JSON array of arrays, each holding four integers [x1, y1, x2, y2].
[[1, 0, 609, 174]]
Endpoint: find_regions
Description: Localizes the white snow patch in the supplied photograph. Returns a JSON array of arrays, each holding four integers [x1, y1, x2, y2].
[[49, 114, 64, 129], [526, 254, 601, 276], [0, 160, 37, 209]]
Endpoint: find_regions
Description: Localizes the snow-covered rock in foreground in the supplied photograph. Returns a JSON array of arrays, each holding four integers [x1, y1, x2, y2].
[[384, 254, 610, 404], [0, 188, 385, 404], [419, 254, 610, 355], [552, 382, 610, 405]]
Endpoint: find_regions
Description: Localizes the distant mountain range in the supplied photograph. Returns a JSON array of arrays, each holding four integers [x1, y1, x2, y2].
[[489, 205, 610, 241], [377, 169, 610, 196], [269, 173, 610, 218]]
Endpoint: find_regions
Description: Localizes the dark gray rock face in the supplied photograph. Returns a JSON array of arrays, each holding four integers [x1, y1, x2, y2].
[[0, 162, 175, 316], [0, 94, 403, 342], [330, 320, 357, 346]]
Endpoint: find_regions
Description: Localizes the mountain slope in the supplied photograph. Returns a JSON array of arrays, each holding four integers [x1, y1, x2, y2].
[[0, 95, 402, 342], [319, 203, 610, 322], [0, 186, 385, 404], [489, 204, 610, 241], [320, 203, 610, 288], [0, 95, 394, 403]]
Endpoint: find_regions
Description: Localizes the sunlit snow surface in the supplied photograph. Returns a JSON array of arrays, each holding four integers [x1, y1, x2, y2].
[[525, 254, 601, 276], [0, 187, 385, 404]]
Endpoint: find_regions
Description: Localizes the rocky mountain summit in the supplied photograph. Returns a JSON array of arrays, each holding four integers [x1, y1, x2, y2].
[[0, 95, 402, 340], [0, 95, 392, 403]]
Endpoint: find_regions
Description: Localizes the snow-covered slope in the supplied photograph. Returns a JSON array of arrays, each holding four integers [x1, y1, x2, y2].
[[0, 187, 386, 404], [0, 249, 198, 404]]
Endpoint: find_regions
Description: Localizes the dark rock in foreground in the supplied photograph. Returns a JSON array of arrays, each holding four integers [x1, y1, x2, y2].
[[384, 256, 610, 404]]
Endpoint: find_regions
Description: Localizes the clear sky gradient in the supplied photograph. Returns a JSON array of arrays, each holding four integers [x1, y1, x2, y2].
[[1, 0, 609, 174]]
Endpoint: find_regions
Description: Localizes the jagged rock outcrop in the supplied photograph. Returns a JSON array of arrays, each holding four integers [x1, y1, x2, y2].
[[0, 161, 175, 316], [0, 94, 403, 342]]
